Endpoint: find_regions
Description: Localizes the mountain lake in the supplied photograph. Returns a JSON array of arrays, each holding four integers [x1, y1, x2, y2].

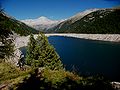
[[20, 36, 120, 81]]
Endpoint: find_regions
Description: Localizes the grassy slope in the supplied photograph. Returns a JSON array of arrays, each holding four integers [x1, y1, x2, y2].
[[0, 61, 114, 90], [0, 61, 32, 89]]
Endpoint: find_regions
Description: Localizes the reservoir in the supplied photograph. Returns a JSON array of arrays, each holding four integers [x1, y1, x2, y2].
[[48, 36, 120, 81], [20, 36, 120, 81]]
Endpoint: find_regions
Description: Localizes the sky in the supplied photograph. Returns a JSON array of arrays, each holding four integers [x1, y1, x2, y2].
[[0, 0, 120, 20]]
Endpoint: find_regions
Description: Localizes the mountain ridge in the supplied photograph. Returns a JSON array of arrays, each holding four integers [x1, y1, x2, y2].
[[48, 8, 120, 34], [21, 8, 97, 31], [67, 8, 99, 23]]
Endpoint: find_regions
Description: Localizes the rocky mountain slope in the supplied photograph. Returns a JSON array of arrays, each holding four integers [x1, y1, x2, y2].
[[64, 9, 98, 24]]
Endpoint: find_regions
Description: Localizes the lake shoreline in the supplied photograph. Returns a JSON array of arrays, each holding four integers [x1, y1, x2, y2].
[[45, 33, 120, 43], [15, 34, 120, 49]]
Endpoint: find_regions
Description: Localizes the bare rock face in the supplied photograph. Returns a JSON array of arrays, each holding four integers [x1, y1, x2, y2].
[[9, 49, 22, 65], [15, 36, 29, 48]]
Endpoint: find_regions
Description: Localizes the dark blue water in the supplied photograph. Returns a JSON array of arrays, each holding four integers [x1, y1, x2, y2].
[[48, 36, 120, 81]]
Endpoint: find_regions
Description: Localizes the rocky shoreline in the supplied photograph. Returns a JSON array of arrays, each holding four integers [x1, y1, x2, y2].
[[46, 33, 120, 42], [14, 34, 120, 48], [13, 33, 120, 64]]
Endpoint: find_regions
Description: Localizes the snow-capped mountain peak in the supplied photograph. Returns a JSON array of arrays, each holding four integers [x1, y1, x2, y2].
[[21, 16, 65, 30], [21, 16, 55, 25], [38, 16, 48, 20]]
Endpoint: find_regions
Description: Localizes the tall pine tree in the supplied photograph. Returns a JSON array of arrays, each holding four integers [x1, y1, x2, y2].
[[26, 33, 63, 70], [26, 34, 36, 65]]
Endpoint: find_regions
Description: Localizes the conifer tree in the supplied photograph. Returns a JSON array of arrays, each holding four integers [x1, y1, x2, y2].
[[26, 34, 36, 65], [26, 33, 63, 70], [36, 33, 63, 70]]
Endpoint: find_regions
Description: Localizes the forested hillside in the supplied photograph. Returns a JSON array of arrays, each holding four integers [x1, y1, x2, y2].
[[0, 11, 39, 36], [49, 9, 120, 34]]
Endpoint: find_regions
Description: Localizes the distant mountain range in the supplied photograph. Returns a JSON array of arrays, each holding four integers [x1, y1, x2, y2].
[[21, 16, 65, 31], [21, 8, 120, 34], [21, 9, 98, 31], [1, 8, 120, 35]]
